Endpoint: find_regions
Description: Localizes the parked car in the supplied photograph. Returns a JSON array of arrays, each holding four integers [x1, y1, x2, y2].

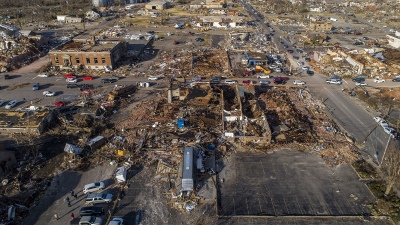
[[83, 182, 105, 194], [273, 77, 287, 84], [301, 66, 309, 70], [71, 216, 102, 225], [66, 78, 78, 83], [195, 37, 204, 42], [374, 116, 389, 127], [79, 206, 105, 217], [355, 81, 367, 86], [352, 77, 365, 82], [43, 91, 56, 97], [85, 193, 113, 205], [148, 76, 159, 80], [307, 70, 314, 75], [293, 80, 306, 85], [4, 74, 10, 80], [110, 76, 119, 81], [242, 80, 251, 84], [373, 77, 385, 83], [275, 68, 282, 73], [101, 78, 116, 84], [37, 74, 50, 77], [326, 79, 342, 85], [0, 100, 4, 106], [32, 83, 40, 90], [5, 100, 17, 109], [108, 218, 124, 225], [392, 78, 400, 82], [305, 57, 311, 62], [224, 79, 237, 84], [257, 74, 270, 79], [243, 70, 255, 76], [64, 73, 77, 79], [67, 84, 79, 88], [82, 75, 94, 81], [53, 101, 65, 107], [259, 80, 270, 85]]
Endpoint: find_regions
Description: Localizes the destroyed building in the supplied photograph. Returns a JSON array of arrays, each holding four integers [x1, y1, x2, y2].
[[49, 37, 127, 70]]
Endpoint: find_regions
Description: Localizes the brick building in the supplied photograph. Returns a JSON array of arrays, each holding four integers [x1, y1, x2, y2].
[[49, 37, 127, 70]]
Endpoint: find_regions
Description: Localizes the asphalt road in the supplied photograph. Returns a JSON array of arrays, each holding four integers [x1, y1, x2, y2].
[[241, 1, 395, 163]]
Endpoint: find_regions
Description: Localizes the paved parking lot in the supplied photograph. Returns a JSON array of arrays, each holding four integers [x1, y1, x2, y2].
[[218, 150, 374, 217], [218, 216, 393, 225]]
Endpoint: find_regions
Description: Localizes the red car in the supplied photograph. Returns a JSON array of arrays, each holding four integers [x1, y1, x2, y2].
[[273, 77, 288, 84], [82, 75, 94, 81], [64, 73, 77, 79], [242, 80, 251, 84], [53, 101, 65, 107], [243, 70, 255, 76]]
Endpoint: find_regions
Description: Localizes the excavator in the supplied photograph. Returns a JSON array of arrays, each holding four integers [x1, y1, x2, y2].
[[255, 65, 271, 74]]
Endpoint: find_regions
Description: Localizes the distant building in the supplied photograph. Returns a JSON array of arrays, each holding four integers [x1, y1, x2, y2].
[[57, 15, 83, 23], [309, 22, 332, 31], [181, 146, 194, 192], [145, 1, 168, 10], [196, 16, 246, 28], [49, 37, 127, 70], [92, 0, 114, 7]]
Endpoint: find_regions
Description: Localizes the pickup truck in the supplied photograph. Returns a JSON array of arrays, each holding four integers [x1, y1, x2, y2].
[[85, 193, 113, 205], [70, 216, 103, 225]]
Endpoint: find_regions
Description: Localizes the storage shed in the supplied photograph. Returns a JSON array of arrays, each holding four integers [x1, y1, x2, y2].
[[145, 1, 168, 10]]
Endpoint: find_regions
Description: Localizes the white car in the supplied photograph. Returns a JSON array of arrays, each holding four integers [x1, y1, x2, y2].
[[355, 81, 367, 86], [224, 79, 237, 84], [328, 80, 342, 85], [384, 126, 396, 133], [257, 74, 270, 79], [374, 116, 383, 123], [37, 74, 50, 77], [83, 182, 105, 194], [293, 80, 306, 85], [108, 218, 124, 225], [259, 80, 270, 85], [66, 78, 78, 83], [104, 66, 112, 72], [275, 68, 282, 73], [0, 100, 4, 106], [379, 119, 389, 127], [268, 65, 277, 69], [301, 66, 309, 70], [148, 76, 159, 80], [373, 78, 385, 83], [5, 100, 17, 109], [43, 91, 56, 97]]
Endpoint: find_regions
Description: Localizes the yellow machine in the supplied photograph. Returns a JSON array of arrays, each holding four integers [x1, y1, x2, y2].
[[256, 65, 271, 74]]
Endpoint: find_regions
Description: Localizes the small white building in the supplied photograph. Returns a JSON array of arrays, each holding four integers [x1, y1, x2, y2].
[[57, 15, 67, 22], [387, 34, 400, 49]]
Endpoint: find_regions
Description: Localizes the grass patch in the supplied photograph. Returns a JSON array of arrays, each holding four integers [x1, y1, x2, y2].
[[352, 159, 379, 179], [355, 13, 367, 18], [166, 7, 197, 17], [367, 180, 400, 223], [123, 17, 156, 27]]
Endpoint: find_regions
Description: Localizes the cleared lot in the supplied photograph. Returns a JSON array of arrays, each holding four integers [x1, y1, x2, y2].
[[218, 150, 374, 217]]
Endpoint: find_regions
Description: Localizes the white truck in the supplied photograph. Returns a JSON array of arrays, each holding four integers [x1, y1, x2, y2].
[[330, 18, 337, 21], [70, 216, 102, 225]]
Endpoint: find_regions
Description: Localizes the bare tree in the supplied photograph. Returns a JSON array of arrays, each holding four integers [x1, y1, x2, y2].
[[382, 141, 400, 196]]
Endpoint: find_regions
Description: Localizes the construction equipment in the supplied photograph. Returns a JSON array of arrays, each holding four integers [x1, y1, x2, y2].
[[107, 85, 136, 101], [197, 27, 209, 32], [256, 65, 271, 74]]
